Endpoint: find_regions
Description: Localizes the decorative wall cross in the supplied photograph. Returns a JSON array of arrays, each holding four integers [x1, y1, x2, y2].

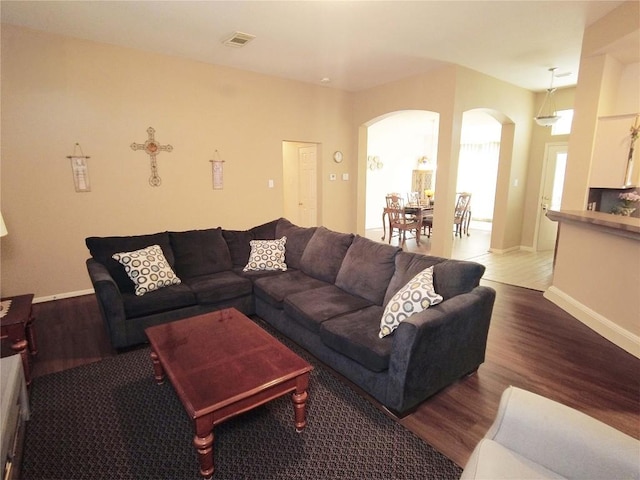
[[131, 127, 173, 186]]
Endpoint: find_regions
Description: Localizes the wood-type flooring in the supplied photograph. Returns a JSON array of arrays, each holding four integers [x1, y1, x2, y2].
[[25, 280, 640, 468]]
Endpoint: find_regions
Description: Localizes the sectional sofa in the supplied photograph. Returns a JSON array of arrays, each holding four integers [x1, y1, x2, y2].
[[85, 218, 495, 415]]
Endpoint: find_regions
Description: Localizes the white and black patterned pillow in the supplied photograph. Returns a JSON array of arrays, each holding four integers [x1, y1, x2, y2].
[[112, 244, 181, 296], [243, 237, 287, 272], [379, 266, 443, 338]]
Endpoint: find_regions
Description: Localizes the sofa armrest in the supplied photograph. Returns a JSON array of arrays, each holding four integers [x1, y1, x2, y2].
[[386, 285, 495, 413], [86, 258, 128, 349], [482, 386, 640, 479]]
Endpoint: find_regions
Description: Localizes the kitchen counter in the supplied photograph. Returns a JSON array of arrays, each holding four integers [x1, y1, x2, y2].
[[546, 209, 640, 240], [544, 209, 640, 358]]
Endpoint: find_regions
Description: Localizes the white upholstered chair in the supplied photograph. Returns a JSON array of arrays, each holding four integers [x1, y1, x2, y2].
[[461, 386, 640, 479]]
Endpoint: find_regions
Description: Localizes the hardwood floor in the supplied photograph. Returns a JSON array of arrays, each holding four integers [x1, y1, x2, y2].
[[400, 280, 639, 466], [24, 281, 639, 469]]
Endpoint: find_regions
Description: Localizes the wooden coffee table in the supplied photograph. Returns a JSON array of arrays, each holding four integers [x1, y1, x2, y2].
[[145, 308, 313, 479]]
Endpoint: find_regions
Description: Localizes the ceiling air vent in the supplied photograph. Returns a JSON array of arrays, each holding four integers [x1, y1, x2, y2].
[[222, 32, 256, 48]]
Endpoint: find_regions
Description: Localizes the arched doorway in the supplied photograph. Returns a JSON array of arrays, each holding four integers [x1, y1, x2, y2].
[[364, 110, 439, 232], [457, 110, 502, 236]]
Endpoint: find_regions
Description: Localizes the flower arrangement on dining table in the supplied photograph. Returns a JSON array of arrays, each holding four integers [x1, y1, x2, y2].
[[423, 189, 435, 207], [610, 191, 640, 216]]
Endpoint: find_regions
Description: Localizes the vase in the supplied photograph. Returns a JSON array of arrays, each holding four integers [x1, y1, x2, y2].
[[611, 205, 636, 216], [624, 158, 634, 186]]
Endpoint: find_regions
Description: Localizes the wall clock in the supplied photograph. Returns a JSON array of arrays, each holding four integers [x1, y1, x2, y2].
[[333, 151, 343, 163]]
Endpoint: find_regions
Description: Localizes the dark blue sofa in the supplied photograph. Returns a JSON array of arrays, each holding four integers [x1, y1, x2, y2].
[[85, 218, 495, 415]]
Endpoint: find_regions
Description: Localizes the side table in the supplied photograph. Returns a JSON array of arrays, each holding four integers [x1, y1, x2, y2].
[[1, 294, 37, 385]]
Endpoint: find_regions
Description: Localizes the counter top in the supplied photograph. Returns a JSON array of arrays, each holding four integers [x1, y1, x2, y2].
[[546, 209, 640, 240]]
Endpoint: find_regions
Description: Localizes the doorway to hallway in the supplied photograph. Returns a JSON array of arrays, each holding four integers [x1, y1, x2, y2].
[[283, 141, 318, 227]]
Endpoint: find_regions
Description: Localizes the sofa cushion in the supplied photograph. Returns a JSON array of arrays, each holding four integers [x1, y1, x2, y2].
[[461, 439, 564, 480], [275, 219, 317, 270], [335, 235, 400, 305], [182, 271, 252, 304], [220, 219, 279, 268], [299, 227, 354, 283], [236, 267, 290, 283], [433, 259, 485, 300], [385, 252, 485, 303], [86, 232, 174, 294], [170, 227, 232, 278], [250, 218, 280, 239], [320, 306, 392, 372], [284, 285, 373, 334], [243, 237, 287, 272], [121, 284, 197, 318], [222, 229, 254, 267], [112, 244, 181, 296], [384, 251, 445, 305], [253, 270, 330, 309], [379, 266, 443, 338]]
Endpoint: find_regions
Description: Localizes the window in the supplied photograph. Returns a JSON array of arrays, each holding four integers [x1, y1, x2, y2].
[[551, 109, 574, 135]]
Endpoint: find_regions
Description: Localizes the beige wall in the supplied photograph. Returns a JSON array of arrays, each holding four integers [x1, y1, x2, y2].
[[563, 1, 639, 210], [4, 8, 631, 312], [0, 25, 354, 299], [546, 0, 640, 357], [548, 222, 640, 344]]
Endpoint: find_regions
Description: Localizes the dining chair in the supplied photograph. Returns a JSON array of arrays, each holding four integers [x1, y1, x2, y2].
[[454, 192, 472, 237], [422, 213, 434, 237], [422, 192, 471, 238], [385, 194, 421, 246], [406, 191, 420, 205]]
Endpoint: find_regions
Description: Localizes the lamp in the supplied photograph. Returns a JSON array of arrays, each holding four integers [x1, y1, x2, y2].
[[534, 67, 561, 127], [0, 213, 7, 237]]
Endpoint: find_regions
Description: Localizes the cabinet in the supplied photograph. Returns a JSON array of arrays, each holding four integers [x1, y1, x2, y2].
[[411, 169, 434, 197], [1, 355, 29, 480], [590, 114, 638, 188]]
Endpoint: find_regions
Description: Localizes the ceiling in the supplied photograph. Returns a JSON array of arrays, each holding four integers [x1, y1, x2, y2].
[[1, 1, 633, 93]]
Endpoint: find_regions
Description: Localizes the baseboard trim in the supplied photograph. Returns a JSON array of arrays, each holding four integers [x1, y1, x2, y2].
[[544, 285, 640, 359], [34, 289, 95, 304], [488, 245, 521, 254]]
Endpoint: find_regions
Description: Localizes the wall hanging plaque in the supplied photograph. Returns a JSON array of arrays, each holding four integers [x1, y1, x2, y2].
[[131, 127, 173, 186], [67, 142, 91, 192], [209, 150, 225, 190]]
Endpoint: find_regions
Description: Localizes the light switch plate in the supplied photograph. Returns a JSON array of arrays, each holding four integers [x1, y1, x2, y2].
[[329, 174, 337, 181], [342, 173, 349, 181]]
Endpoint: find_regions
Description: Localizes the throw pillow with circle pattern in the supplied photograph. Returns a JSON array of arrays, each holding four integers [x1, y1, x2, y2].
[[243, 236, 288, 272], [379, 265, 443, 338], [112, 244, 181, 296]]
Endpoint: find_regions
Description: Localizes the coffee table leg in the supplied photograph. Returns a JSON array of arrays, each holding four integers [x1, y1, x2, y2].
[[292, 373, 310, 432], [193, 429, 214, 480], [26, 315, 38, 355], [149, 349, 165, 384]]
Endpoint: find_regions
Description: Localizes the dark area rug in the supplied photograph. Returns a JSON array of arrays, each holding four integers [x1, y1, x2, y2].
[[22, 322, 462, 480]]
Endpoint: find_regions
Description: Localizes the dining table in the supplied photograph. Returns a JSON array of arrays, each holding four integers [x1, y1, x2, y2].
[[381, 203, 433, 242]]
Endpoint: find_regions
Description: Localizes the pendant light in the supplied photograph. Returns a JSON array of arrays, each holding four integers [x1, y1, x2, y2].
[[534, 67, 561, 127]]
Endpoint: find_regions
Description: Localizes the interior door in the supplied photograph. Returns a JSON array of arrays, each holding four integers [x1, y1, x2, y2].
[[298, 146, 317, 227], [536, 143, 567, 251]]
